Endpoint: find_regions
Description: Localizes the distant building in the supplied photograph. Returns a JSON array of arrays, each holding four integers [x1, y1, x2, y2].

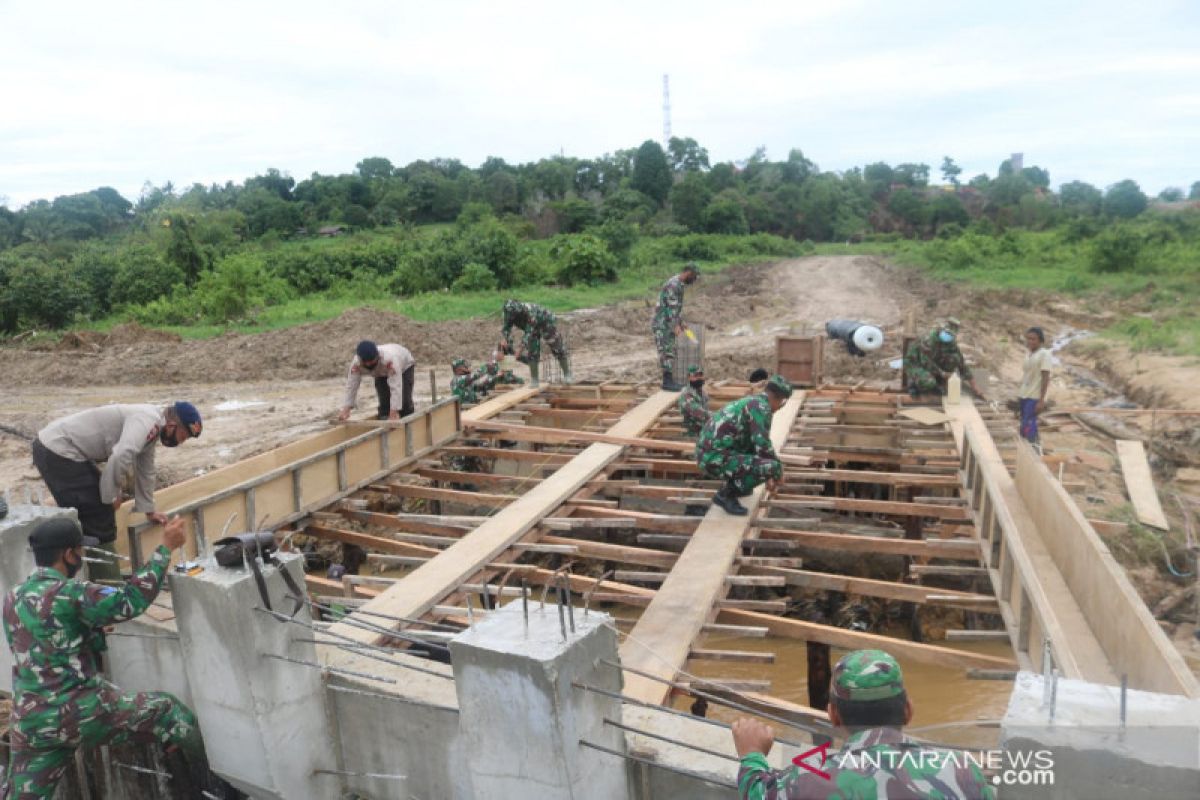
[[318, 225, 346, 237]]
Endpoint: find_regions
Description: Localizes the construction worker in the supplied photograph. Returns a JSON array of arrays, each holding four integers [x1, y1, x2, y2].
[[337, 340, 416, 421], [904, 318, 986, 400], [31, 402, 203, 582], [499, 300, 571, 386], [450, 357, 496, 405], [695, 374, 791, 516], [1, 515, 203, 798], [652, 262, 699, 391], [677, 366, 711, 438], [732, 649, 994, 799], [747, 367, 769, 395], [1018, 326, 1052, 447]]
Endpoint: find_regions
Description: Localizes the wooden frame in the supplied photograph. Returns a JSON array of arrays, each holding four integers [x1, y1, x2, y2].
[[775, 335, 824, 387]]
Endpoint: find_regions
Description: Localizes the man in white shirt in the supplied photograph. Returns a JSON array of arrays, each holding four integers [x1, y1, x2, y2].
[[1017, 327, 1052, 447], [337, 340, 416, 421], [31, 402, 202, 579]]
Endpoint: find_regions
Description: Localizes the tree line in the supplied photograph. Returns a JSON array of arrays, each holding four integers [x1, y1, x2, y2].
[[1, 138, 1198, 333]]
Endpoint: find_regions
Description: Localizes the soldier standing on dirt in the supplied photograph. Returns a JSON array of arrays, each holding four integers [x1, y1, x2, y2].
[[499, 300, 572, 386], [903, 318, 986, 401], [338, 340, 416, 421], [677, 366, 711, 438], [31, 402, 203, 582], [652, 262, 699, 391], [1, 516, 205, 798], [732, 649, 994, 799], [695, 374, 791, 515]]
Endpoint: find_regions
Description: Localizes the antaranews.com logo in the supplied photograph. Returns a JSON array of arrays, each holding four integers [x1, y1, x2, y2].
[[792, 743, 1055, 787]]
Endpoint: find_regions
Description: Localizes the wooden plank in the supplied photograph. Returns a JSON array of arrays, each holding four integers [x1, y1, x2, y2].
[[461, 385, 542, 421], [899, 408, 951, 426], [688, 649, 776, 664], [619, 394, 804, 704], [380, 484, 518, 508], [756, 527, 981, 560], [793, 468, 960, 488], [464, 419, 693, 453], [540, 537, 677, 569], [1115, 440, 1170, 530], [768, 495, 971, 520], [718, 608, 1017, 670], [328, 391, 680, 646], [945, 630, 1011, 642], [744, 565, 997, 609]]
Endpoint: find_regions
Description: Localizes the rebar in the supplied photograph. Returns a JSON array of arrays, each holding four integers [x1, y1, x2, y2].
[[279, 600, 453, 655], [583, 570, 614, 616], [285, 593, 458, 632], [602, 717, 737, 762], [106, 631, 180, 641], [328, 683, 459, 713], [1119, 674, 1128, 736], [1049, 668, 1059, 725], [289, 638, 454, 681], [314, 768, 408, 781], [114, 761, 172, 778], [521, 579, 529, 629], [262, 652, 398, 684]]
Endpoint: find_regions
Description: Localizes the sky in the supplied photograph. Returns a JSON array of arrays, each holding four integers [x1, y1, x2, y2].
[[1, 0, 1198, 208]]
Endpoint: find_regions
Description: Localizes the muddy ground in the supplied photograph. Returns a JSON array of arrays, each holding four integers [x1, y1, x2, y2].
[[2, 255, 1198, 673]]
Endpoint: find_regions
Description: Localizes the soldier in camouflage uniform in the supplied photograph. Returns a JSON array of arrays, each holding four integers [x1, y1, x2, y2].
[[904, 318, 987, 400], [2, 516, 200, 799], [734, 649, 994, 800], [652, 262, 699, 391], [677, 366, 711, 438], [500, 300, 571, 386], [695, 374, 791, 516], [450, 358, 497, 405]]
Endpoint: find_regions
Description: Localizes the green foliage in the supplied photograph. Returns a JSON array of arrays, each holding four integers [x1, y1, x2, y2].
[[1060, 181, 1103, 216], [550, 198, 597, 233], [595, 219, 637, 268], [452, 262, 499, 292], [1104, 180, 1149, 219], [0, 251, 87, 330], [551, 234, 617, 286], [703, 193, 748, 234], [113, 246, 185, 306], [940, 156, 962, 186], [670, 173, 713, 231], [1089, 225, 1144, 273], [1157, 187, 1184, 202], [1190, 181, 1200, 201], [667, 137, 710, 172], [630, 140, 672, 205]]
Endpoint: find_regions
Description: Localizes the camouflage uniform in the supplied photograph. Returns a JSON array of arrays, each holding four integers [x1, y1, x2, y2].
[[501, 300, 569, 367], [738, 650, 994, 800], [652, 275, 686, 373], [677, 367, 711, 438], [2, 545, 197, 798], [905, 329, 972, 397], [695, 393, 781, 496], [450, 358, 496, 406]]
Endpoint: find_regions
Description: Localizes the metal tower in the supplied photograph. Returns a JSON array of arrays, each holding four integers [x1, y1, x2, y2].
[[662, 74, 672, 149]]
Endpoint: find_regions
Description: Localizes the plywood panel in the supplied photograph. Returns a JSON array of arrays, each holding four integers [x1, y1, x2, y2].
[[255, 474, 296, 523], [299, 459, 340, 511], [431, 403, 459, 442], [1015, 443, 1197, 696], [330, 391, 679, 646], [200, 495, 247, 545], [410, 418, 432, 451], [619, 395, 803, 704], [344, 439, 380, 486], [1114, 440, 1169, 530], [386, 428, 408, 467]]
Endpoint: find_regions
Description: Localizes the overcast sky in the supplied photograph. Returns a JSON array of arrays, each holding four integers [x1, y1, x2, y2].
[[2, 0, 1198, 208]]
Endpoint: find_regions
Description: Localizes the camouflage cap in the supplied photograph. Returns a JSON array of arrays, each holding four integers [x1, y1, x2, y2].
[[687, 365, 704, 376], [451, 357, 468, 370], [766, 374, 793, 398], [683, 261, 700, 275], [831, 649, 905, 702], [945, 316, 962, 331]]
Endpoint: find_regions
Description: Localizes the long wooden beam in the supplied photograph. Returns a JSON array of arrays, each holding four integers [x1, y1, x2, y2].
[[742, 565, 997, 610], [328, 391, 679, 646], [464, 419, 694, 453], [619, 394, 804, 705], [756, 527, 981, 560], [460, 385, 542, 421]]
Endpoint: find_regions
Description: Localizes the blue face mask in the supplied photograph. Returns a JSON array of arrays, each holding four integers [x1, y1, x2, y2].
[[938, 330, 955, 343]]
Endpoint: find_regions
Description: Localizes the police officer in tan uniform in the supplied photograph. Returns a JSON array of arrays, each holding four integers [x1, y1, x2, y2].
[[337, 340, 416, 421], [31, 402, 203, 581]]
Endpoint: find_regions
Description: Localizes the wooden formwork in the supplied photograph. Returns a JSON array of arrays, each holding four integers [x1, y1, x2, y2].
[[775, 335, 824, 387]]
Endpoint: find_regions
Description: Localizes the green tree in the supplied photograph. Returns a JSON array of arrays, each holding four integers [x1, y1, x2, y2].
[[1189, 181, 1200, 200], [1059, 181, 1103, 216], [669, 173, 713, 231], [929, 193, 969, 231], [893, 163, 930, 187], [551, 234, 617, 285], [0, 252, 88, 329], [781, 149, 816, 184], [863, 162, 894, 199], [356, 157, 394, 181], [630, 140, 672, 205], [164, 214, 208, 285], [887, 188, 929, 230], [550, 199, 597, 233], [703, 192, 748, 234], [1021, 166, 1050, 189], [1089, 225, 1143, 272], [1157, 187, 1184, 202], [667, 137, 710, 172], [1103, 180, 1148, 219], [112, 246, 186, 306], [940, 157, 962, 187]]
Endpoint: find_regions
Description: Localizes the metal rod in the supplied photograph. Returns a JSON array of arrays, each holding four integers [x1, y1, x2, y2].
[[255, 605, 453, 663], [1119, 674, 1128, 735], [114, 761, 172, 778], [285, 593, 458, 632], [289, 638, 454, 681], [1049, 668, 1059, 725], [599, 658, 831, 737], [328, 683, 460, 713], [578, 740, 737, 791], [556, 585, 567, 641], [281, 600, 453, 655], [106, 631, 180, 641], [85, 546, 131, 561], [466, 593, 475, 627], [564, 575, 575, 634], [315, 768, 408, 781], [262, 652, 398, 684], [1041, 637, 1052, 707], [584, 570, 614, 616], [603, 717, 737, 763], [521, 579, 529, 629], [539, 580, 552, 610]]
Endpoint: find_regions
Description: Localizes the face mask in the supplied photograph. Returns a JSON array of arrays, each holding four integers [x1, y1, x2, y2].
[[64, 551, 82, 579], [690, 379, 705, 390], [938, 330, 955, 344], [160, 426, 180, 448]]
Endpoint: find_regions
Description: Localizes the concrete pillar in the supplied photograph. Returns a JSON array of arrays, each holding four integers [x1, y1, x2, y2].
[[170, 552, 342, 799], [450, 599, 631, 800], [0, 504, 76, 693], [1001, 671, 1200, 799]]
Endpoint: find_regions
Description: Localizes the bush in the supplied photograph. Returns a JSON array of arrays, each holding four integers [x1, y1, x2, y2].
[[112, 246, 185, 306], [550, 199, 598, 234], [703, 196, 749, 234], [1090, 226, 1144, 273], [460, 219, 518, 287], [595, 219, 638, 268], [668, 235, 720, 261], [451, 262, 498, 292], [0, 254, 87, 329], [551, 234, 617, 286]]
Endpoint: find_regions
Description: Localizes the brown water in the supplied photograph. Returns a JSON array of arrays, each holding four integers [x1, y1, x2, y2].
[[675, 630, 1012, 748]]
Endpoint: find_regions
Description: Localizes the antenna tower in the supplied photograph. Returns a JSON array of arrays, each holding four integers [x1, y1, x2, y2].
[[662, 74, 672, 148]]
